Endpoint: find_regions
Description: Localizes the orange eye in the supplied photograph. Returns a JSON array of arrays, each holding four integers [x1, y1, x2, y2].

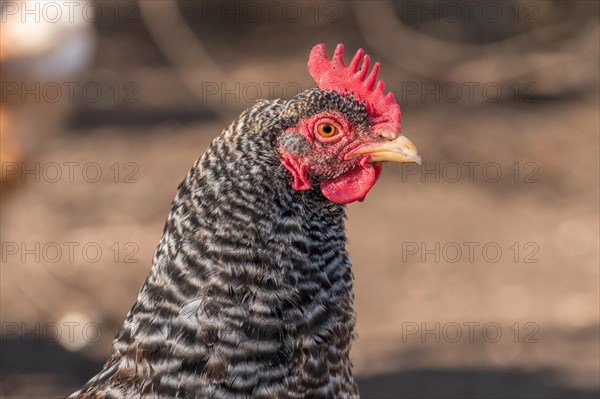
[[317, 123, 336, 138]]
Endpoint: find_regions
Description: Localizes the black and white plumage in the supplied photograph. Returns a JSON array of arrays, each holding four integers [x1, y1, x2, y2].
[[72, 44, 420, 399]]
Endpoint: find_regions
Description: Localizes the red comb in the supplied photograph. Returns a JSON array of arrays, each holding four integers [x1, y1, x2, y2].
[[307, 43, 401, 132]]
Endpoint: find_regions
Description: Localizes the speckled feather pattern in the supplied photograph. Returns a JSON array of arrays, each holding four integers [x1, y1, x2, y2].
[[72, 90, 370, 399]]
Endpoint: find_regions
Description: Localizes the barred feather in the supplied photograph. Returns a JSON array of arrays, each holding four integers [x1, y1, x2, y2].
[[72, 90, 368, 398]]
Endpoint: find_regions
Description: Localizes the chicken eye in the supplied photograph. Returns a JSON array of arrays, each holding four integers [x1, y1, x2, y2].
[[317, 123, 336, 138]]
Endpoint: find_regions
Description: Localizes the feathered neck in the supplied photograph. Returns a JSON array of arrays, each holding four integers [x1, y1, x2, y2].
[[75, 99, 359, 398]]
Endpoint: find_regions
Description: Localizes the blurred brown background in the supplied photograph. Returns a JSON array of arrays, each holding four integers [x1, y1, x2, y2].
[[1, 1, 599, 398]]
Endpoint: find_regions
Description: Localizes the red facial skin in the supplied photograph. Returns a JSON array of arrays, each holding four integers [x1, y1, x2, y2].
[[279, 44, 403, 204], [279, 110, 384, 204]]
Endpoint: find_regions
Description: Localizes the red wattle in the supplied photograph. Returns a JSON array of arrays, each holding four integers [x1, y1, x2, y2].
[[320, 159, 382, 204], [281, 154, 311, 191]]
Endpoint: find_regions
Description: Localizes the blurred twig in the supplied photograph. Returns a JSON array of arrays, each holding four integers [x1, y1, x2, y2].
[[137, 0, 241, 120], [351, 1, 599, 96]]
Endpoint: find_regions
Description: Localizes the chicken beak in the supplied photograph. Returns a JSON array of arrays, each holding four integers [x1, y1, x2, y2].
[[346, 134, 421, 165]]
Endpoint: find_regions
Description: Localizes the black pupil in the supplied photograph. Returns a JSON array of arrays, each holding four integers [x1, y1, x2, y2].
[[322, 124, 333, 134]]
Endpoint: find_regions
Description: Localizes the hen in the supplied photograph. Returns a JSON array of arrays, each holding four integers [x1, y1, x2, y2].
[[72, 43, 420, 399]]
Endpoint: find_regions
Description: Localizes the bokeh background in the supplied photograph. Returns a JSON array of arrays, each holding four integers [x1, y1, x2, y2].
[[1, 1, 599, 398]]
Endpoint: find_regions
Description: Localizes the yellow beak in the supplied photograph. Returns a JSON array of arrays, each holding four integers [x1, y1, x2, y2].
[[345, 134, 421, 164]]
